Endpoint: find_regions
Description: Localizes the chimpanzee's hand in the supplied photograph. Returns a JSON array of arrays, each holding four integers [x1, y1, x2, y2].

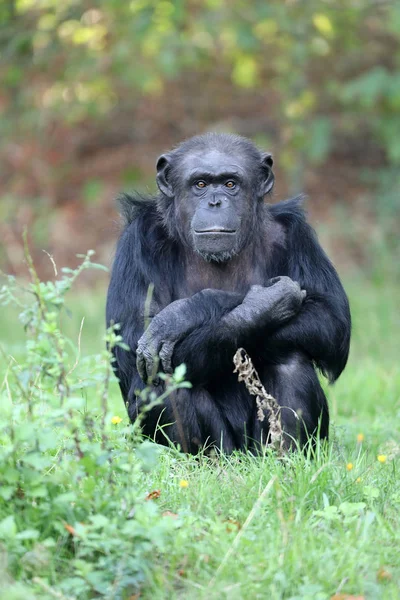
[[136, 298, 192, 384], [222, 276, 306, 334], [245, 277, 306, 323]]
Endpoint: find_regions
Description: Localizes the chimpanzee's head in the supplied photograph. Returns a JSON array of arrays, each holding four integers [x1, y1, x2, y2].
[[156, 133, 274, 262]]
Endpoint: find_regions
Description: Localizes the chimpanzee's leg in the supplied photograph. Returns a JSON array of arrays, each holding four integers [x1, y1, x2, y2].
[[254, 353, 329, 449]]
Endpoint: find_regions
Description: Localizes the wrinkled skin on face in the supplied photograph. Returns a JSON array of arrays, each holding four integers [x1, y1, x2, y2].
[[156, 142, 274, 262]]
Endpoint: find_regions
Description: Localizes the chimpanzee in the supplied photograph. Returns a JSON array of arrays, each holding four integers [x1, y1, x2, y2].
[[106, 133, 351, 453]]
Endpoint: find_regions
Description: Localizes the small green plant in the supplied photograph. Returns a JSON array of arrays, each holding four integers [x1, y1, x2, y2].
[[0, 245, 187, 599]]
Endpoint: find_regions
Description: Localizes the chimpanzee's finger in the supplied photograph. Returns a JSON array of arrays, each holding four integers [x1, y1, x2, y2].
[[136, 349, 147, 383], [160, 340, 176, 375]]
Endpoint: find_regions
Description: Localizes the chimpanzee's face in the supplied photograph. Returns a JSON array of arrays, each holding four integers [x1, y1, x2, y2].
[[178, 149, 253, 261], [156, 139, 274, 262]]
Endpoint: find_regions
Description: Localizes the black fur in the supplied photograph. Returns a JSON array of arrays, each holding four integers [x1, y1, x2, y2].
[[106, 134, 351, 453]]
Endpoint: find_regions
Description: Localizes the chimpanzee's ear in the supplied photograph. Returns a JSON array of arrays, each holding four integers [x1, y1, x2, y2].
[[156, 154, 174, 198], [260, 152, 274, 196]]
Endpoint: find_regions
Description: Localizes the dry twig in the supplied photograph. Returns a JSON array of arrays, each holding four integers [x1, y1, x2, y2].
[[233, 348, 284, 452]]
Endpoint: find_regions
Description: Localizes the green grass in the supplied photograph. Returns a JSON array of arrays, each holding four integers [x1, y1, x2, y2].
[[0, 272, 399, 599]]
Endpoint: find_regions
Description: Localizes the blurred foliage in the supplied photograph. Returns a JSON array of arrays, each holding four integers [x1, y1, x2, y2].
[[1, 0, 400, 165], [0, 250, 193, 598], [0, 0, 399, 277]]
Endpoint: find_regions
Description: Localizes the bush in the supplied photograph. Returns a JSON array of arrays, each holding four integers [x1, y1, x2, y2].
[[0, 246, 187, 599]]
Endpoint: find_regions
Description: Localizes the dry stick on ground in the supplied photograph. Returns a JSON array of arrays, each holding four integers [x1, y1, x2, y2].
[[233, 348, 284, 453]]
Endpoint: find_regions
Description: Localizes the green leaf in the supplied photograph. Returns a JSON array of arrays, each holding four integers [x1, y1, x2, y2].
[[25, 486, 48, 498], [0, 515, 17, 539], [23, 453, 53, 470], [232, 55, 258, 88], [363, 486, 380, 500], [89, 514, 110, 529], [16, 529, 40, 540], [173, 363, 187, 383], [54, 492, 77, 505], [89, 262, 109, 271], [339, 501, 366, 516], [0, 486, 15, 501], [313, 505, 339, 521]]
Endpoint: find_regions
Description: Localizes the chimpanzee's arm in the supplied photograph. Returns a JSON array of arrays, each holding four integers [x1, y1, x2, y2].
[[106, 221, 148, 401], [135, 288, 244, 382], [265, 207, 351, 382], [146, 277, 305, 385]]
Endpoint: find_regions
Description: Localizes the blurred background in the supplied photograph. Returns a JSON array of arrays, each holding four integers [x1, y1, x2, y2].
[[1, 0, 399, 283]]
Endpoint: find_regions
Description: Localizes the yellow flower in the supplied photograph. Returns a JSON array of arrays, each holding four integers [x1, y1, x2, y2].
[[111, 415, 123, 425], [357, 433, 365, 443], [377, 454, 387, 463], [356, 477, 361, 483], [179, 479, 189, 488], [346, 462, 354, 471]]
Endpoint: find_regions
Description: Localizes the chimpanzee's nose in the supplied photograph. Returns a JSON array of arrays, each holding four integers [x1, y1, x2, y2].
[[208, 194, 222, 207]]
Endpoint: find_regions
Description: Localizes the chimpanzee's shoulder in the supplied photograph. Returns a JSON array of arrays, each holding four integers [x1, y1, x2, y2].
[[268, 195, 308, 228], [117, 192, 158, 226]]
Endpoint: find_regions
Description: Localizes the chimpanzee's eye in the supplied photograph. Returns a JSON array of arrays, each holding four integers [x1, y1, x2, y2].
[[225, 181, 236, 189], [195, 181, 207, 189]]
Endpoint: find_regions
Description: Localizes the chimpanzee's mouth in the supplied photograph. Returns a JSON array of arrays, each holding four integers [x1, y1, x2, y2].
[[195, 228, 236, 234]]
